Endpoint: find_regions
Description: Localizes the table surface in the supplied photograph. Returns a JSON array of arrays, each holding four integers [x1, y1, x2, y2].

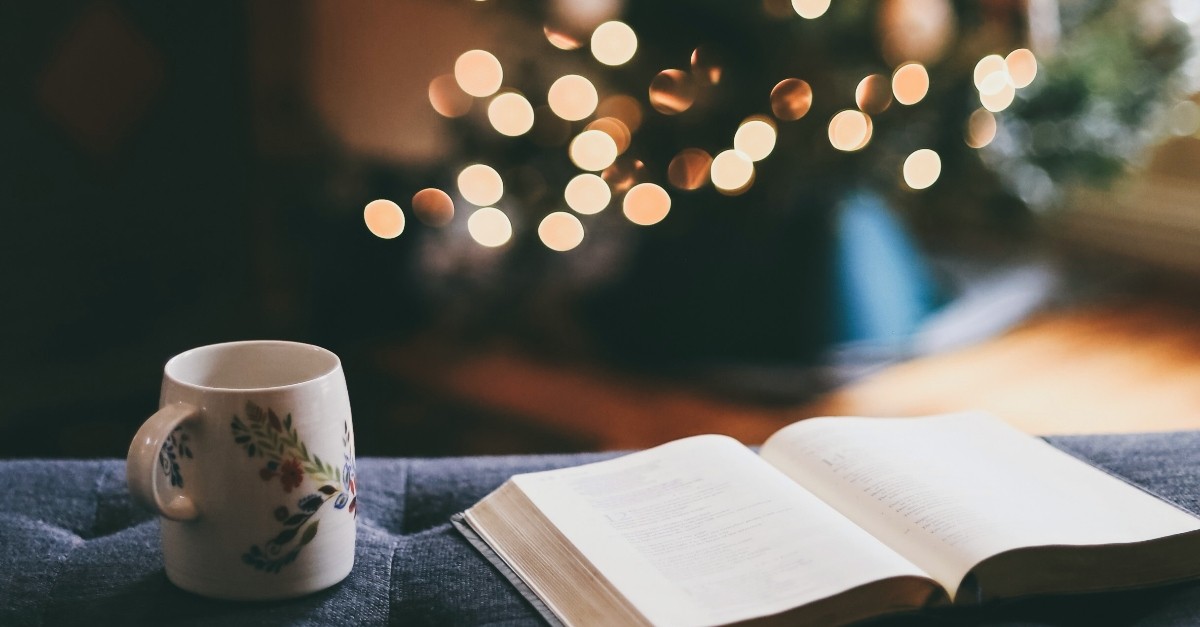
[[4, 430, 1200, 626]]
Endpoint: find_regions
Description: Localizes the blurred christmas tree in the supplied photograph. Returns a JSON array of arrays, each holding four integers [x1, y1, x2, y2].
[[371, 0, 1191, 368]]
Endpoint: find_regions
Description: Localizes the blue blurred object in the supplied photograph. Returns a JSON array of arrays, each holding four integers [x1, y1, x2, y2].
[[833, 192, 944, 345]]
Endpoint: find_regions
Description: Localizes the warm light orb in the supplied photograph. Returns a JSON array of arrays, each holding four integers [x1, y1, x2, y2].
[[648, 69, 697, 115], [903, 149, 942, 190], [980, 81, 1016, 112], [667, 148, 712, 191], [412, 188, 455, 226], [710, 149, 755, 193], [791, 0, 831, 19], [457, 164, 504, 206], [965, 109, 997, 149], [363, 199, 405, 239], [973, 54, 1007, 92], [596, 94, 643, 132], [467, 207, 512, 248], [569, 130, 619, 171], [487, 92, 534, 136], [585, 117, 631, 154], [1005, 48, 1038, 88], [454, 50, 503, 98], [591, 21, 637, 66], [564, 173, 611, 215], [734, 117, 778, 162], [770, 78, 813, 121], [538, 212, 585, 251], [602, 158, 645, 194], [428, 74, 472, 118], [855, 74, 893, 114], [891, 63, 929, 106], [691, 47, 722, 85], [622, 183, 671, 226], [828, 110, 873, 151], [548, 75, 599, 122], [544, 25, 582, 50]]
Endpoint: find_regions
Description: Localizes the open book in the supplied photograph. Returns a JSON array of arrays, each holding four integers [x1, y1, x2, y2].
[[453, 413, 1200, 627]]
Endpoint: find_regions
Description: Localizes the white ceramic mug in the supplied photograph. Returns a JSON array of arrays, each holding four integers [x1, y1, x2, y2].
[[127, 340, 357, 600]]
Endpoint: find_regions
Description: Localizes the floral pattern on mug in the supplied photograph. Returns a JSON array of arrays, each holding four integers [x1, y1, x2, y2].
[[158, 427, 193, 488], [231, 401, 356, 573]]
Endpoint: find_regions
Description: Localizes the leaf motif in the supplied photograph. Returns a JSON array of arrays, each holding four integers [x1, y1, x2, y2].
[[274, 506, 289, 521], [272, 527, 298, 545], [284, 513, 307, 526], [235, 435, 251, 444], [246, 401, 264, 423], [318, 484, 338, 495], [299, 520, 319, 546], [284, 413, 293, 430], [248, 444, 256, 457]]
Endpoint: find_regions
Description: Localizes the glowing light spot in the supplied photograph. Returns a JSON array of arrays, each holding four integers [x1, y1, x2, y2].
[[467, 207, 512, 248], [828, 110, 873, 151], [543, 25, 582, 50], [412, 188, 455, 226], [980, 81, 1016, 112], [734, 117, 777, 161], [591, 21, 637, 66], [710, 149, 755, 193], [965, 109, 997, 149], [585, 117, 631, 154], [564, 173, 611, 215], [623, 183, 671, 226], [648, 69, 697, 115], [457, 164, 504, 206], [548, 75, 598, 122], [487, 92, 534, 137], [891, 63, 929, 105], [538, 212, 585, 251], [596, 94, 643, 132], [454, 50, 503, 98], [569, 130, 619, 171], [602, 158, 644, 194], [364, 199, 405, 239], [667, 148, 712, 191], [855, 74, 893, 114], [791, 0, 830, 19], [903, 149, 941, 190], [690, 47, 722, 85], [1170, 101, 1200, 136], [428, 74, 472, 118], [978, 70, 1011, 96], [770, 78, 813, 121], [973, 54, 1007, 92], [1005, 48, 1038, 88]]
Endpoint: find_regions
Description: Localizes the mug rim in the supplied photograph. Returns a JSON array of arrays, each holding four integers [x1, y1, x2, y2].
[[164, 340, 342, 393]]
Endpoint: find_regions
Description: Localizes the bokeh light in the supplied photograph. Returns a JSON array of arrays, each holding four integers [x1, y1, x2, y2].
[[412, 188, 455, 226], [733, 116, 778, 161], [548, 74, 599, 121], [585, 117, 632, 154], [965, 109, 997, 148], [454, 49, 503, 98], [428, 74, 472, 118], [891, 63, 929, 105], [596, 94, 643, 133], [649, 69, 698, 115], [487, 92, 534, 136], [770, 78, 813, 121], [602, 157, 645, 194], [467, 207, 512, 247], [903, 149, 941, 190], [457, 164, 504, 206], [710, 149, 755, 193], [980, 81, 1016, 112], [973, 54, 1007, 92], [1005, 48, 1038, 88], [543, 25, 582, 50], [792, 0, 831, 19], [855, 74, 893, 113], [538, 212, 585, 251], [828, 110, 873, 151], [667, 148, 712, 190], [623, 183, 671, 226], [564, 173, 611, 215], [364, 199, 405, 239], [691, 47, 722, 85], [569, 130, 619, 171], [591, 21, 637, 66], [1169, 100, 1200, 136]]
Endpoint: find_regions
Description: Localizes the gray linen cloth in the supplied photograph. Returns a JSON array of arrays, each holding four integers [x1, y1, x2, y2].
[[2, 433, 1200, 626]]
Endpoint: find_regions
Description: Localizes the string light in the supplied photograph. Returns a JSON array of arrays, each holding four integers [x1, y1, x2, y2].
[[623, 183, 671, 225], [1005, 49, 1038, 88], [454, 50, 503, 98], [569, 130, 619, 171], [710, 149, 755, 193], [364, 199, 405, 239], [487, 92, 534, 136], [792, 0, 830, 19], [548, 75, 599, 121], [965, 109, 997, 148], [428, 74, 472, 118], [892, 63, 929, 105], [457, 164, 504, 206], [828, 110, 873, 151], [770, 78, 813, 120], [855, 74, 893, 114], [591, 21, 637, 66], [733, 117, 778, 161], [412, 189, 455, 226], [903, 149, 941, 189], [668, 148, 712, 190], [564, 173, 611, 215], [538, 212, 585, 251], [467, 207, 513, 247], [585, 117, 632, 154], [649, 69, 697, 115]]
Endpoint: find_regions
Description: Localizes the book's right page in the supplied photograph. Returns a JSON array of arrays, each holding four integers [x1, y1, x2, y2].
[[760, 413, 1200, 602]]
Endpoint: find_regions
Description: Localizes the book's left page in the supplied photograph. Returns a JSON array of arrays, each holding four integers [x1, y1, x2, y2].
[[493, 435, 938, 627]]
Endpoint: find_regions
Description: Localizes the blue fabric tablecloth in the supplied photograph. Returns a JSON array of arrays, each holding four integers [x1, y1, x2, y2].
[[3, 433, 1200, 626]]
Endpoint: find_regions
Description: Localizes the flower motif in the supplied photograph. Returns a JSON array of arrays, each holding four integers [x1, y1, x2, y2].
[[279, 458, 303, 492]]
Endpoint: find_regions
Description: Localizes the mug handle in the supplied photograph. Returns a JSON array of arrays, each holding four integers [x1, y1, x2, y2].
[[127, 402, 202, 522]]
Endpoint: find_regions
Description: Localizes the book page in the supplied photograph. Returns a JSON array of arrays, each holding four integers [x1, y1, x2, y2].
[[760, 413, 1200, 599], [512, 435, 932, 627]]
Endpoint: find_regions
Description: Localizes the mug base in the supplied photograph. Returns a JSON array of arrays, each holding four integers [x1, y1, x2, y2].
[[165, 559, 354, 601]]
